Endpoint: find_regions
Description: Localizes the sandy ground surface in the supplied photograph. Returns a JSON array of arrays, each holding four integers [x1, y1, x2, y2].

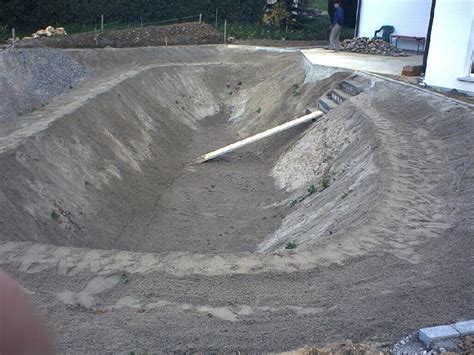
[[0, 46, 472, 353]]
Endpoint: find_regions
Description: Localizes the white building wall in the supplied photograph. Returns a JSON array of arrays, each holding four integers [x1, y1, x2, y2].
[[425, 0, 474, 94], [357, 0, 432, 51]]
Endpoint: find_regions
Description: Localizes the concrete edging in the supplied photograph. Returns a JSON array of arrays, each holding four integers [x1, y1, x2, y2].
[[419, 320, 474, 346]]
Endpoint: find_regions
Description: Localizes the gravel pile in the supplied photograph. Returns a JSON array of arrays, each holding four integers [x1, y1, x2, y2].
[[341, 37, 408, 56], [0, 48, 87, 123]]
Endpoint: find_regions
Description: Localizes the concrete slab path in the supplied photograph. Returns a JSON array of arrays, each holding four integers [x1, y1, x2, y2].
[[301, 48, 423, 76]]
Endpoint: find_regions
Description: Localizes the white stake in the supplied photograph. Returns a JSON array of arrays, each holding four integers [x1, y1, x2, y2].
[[224, 19, 227, 44]]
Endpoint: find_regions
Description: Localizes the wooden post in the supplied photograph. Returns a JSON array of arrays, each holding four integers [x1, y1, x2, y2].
[[101, 15, 104, 31], [194, 111, 324, 164], [215, 8, 218, 29], [141, 18, 143, 28], [199, 13, 202, 23], [224, 19, 227, 44], [11, 28, 15, 46], [165, 37, 168, 47]]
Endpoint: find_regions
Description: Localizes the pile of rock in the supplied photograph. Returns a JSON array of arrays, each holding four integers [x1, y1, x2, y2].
[[341, 37, 408, 57], [29, 26, 67, 40]]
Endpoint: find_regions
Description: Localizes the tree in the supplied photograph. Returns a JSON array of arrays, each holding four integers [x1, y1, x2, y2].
[[262, 0, 290, 27]]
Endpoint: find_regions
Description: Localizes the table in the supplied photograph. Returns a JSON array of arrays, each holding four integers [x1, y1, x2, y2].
[[392, 35, 426, 54]]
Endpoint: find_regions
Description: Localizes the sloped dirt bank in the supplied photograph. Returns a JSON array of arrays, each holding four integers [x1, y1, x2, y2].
[[0, 46, 472, 353], [0, 48, 347, 253]]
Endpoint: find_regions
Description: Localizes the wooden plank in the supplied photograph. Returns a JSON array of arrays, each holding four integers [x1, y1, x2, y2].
[[194, 110, 324, 164]]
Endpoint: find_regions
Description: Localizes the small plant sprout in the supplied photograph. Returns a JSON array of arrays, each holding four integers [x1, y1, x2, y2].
[[285, 241, 297, 250], [320, 177, 330, 190], [292, 83, 301, 97], [256, 107, 262, 114], [51, 210, 61, 222], [308, 185, 317, 195], [320, 167, 331, 191]]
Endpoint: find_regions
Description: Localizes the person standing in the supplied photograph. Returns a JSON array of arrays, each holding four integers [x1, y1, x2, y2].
[[328, 0, 344, 51]]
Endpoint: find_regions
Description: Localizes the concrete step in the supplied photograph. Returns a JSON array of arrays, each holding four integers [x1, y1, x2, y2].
[[329, 88, 351, 104], [340, 79, 364, 96], [318, 98, 338, 114], [305, 106, 320, 114]]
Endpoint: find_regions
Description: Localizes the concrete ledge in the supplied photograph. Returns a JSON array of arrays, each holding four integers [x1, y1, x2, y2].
[[453, 320, 474, 336], [457, 76, 474, 83], [419, 325, 460, 346]]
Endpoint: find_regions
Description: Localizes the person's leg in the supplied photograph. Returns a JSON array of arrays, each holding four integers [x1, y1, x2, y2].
[[334, 24, 342, 51], [329, 25, 336, 49]]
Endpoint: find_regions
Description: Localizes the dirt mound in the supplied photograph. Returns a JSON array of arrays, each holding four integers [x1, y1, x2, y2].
[[15, 22, 223, 48]]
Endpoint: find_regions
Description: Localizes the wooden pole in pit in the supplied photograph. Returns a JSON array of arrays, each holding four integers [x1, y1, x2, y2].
[[194, 110, 324, 164]]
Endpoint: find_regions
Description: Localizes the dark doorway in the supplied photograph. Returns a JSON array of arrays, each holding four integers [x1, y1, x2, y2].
[[328, 0, 360, 29]]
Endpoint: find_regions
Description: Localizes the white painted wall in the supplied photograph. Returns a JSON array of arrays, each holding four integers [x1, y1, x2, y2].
[[425, 0, 474, 94], [357, 0, 432, 51]]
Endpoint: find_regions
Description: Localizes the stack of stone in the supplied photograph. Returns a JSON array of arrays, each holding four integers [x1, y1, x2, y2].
[[341, 37, 408, 57]]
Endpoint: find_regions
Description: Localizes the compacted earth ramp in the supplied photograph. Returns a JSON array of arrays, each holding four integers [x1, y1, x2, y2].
[[0, 46, 472, 353]]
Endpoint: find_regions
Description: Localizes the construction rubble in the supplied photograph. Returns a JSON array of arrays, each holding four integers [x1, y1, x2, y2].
[[341, 37, 408, 57], [26, 26, 67, 40]]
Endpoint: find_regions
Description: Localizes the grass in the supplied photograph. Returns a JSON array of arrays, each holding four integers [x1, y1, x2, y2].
[[292, 83, 301, 97], [219, 19, 332, 41], [285, 241, 297, 250], [289, 168, 334, 207], [219, 19, 353, 42], [10, 16, 351, 43], [51, 209, 61, 222], [310, 0, 329, 11], [289, 184, 319, 207], [0, 25, 8, 41], [320, 167, 331, 191], [307, 185, 317, 194]]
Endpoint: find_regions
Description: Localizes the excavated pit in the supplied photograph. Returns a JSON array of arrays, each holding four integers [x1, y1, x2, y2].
[[1, 47, 473, 353], [0, 48, 350, 254]]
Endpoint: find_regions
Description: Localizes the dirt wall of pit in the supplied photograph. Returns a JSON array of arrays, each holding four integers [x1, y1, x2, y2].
[[0, 47, 351, 253], [0, 46, 472, 262]]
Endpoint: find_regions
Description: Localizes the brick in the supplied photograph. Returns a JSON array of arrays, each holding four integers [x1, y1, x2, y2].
[[402, 65, 423, 77], [419, 325, 460, 346], [453, 320, 474, 336]]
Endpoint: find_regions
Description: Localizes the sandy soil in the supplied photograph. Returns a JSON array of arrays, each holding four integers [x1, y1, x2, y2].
[[0, 46, 472, 353]]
